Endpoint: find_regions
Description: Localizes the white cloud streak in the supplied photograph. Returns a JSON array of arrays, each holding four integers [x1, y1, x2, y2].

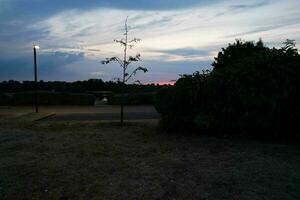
[[7, 0, 298, 82], [35, 0, 300, 63]]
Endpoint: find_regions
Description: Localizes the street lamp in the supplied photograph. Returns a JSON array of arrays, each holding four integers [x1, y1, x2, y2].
[[33, 44, 40, 113]]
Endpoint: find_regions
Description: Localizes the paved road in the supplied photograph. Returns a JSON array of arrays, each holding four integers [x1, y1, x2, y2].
[[44, 112, 160, 121], [0, 105, 160, 121], [0, 105, 157, 114]]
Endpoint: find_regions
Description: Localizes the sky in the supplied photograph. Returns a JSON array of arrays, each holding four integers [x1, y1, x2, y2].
[[0, 0, 299, 84]]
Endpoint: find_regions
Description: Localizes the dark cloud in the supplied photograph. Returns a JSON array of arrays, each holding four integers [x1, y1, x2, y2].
[[130, 16, 172, 30], [230, 1, 269, 10], [0, 0, 299, 82], [156, 48, 211, 57], [139, 59, 212, 83], [0, 24, 48, 43], [144, 59, 212, 75], [0, 52, 212, 82], [215, 1, 269, 17], [0, 57, 32, 80], [0, 0, 220, 49], [49, 51, 85, 65], [0, 51, 85, 81], [0, 0, 219, 24], [225, 15, 300, 38]]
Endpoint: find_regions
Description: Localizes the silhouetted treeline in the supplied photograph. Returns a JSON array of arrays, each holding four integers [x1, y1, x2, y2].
[[0, 79, 163, 94], [156, 39, 300, 142]]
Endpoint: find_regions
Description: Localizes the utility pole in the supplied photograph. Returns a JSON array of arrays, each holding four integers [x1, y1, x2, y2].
[[33, 44, 39, 113]]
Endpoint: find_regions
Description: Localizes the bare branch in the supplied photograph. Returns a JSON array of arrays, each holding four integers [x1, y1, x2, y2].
[[125, 66, 148, 82], [129, 38, 141, 44], [114, 39, 126, 46], [124, 54, 142, 70], [128, 54, 141, 62], [133, 80, 142, 85], [101, 57, 123, 66]]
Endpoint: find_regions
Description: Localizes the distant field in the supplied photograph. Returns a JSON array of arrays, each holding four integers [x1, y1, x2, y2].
[[0, 121, 299, 199]]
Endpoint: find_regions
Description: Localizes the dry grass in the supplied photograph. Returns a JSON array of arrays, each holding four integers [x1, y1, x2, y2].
[[0, 121, 299, 200], [0, 112, 55, 122]]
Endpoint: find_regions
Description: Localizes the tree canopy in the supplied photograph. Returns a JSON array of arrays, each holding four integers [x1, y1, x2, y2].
[[156, 39, 300, 141]]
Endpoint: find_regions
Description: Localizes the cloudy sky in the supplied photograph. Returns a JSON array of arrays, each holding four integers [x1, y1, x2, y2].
[[0, 0, 299, 84]]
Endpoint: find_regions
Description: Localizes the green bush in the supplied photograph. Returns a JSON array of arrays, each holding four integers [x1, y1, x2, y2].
[[156, 39, 300, 141]]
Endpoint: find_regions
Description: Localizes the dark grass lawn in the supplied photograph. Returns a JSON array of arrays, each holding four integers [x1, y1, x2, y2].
[[0, 121, 299, 200]]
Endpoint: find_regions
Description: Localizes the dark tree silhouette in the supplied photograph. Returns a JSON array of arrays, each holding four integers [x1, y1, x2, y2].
[[156, 39, 300, 141], [102, 17, 148, 125], [212, 38, 267, 69], [0, 79, 161, 94]]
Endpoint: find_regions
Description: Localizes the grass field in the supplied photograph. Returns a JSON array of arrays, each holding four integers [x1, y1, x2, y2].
[[0, 120, 299, 199]]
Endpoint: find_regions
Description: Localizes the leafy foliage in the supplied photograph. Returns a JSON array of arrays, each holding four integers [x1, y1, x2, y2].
[[156, 39, 300, 141]]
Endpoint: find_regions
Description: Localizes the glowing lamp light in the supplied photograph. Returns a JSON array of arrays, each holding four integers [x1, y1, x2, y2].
[[33, 45, 40, 49]]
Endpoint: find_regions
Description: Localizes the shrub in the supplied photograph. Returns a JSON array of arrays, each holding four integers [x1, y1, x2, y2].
[[156, 39, 300, 141]]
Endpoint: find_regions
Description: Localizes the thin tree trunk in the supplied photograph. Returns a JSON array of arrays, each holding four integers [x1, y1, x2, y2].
[[120, 84, 124, 125], [121, 18, 128, 125]]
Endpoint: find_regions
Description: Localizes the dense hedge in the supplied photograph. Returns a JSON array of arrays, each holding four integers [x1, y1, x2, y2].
[[156, 39, 300, 141], [0, 79, 162, 94], [0, 91, 157, 106], [1, 92, 96, 105], [0, 91, 156, 106]]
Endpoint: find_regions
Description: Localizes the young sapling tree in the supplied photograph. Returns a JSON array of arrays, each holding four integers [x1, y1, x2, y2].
[[102, 17, 148, 125]]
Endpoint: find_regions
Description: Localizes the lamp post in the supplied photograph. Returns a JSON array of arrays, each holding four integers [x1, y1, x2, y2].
[[33, 44, 39, 113]]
